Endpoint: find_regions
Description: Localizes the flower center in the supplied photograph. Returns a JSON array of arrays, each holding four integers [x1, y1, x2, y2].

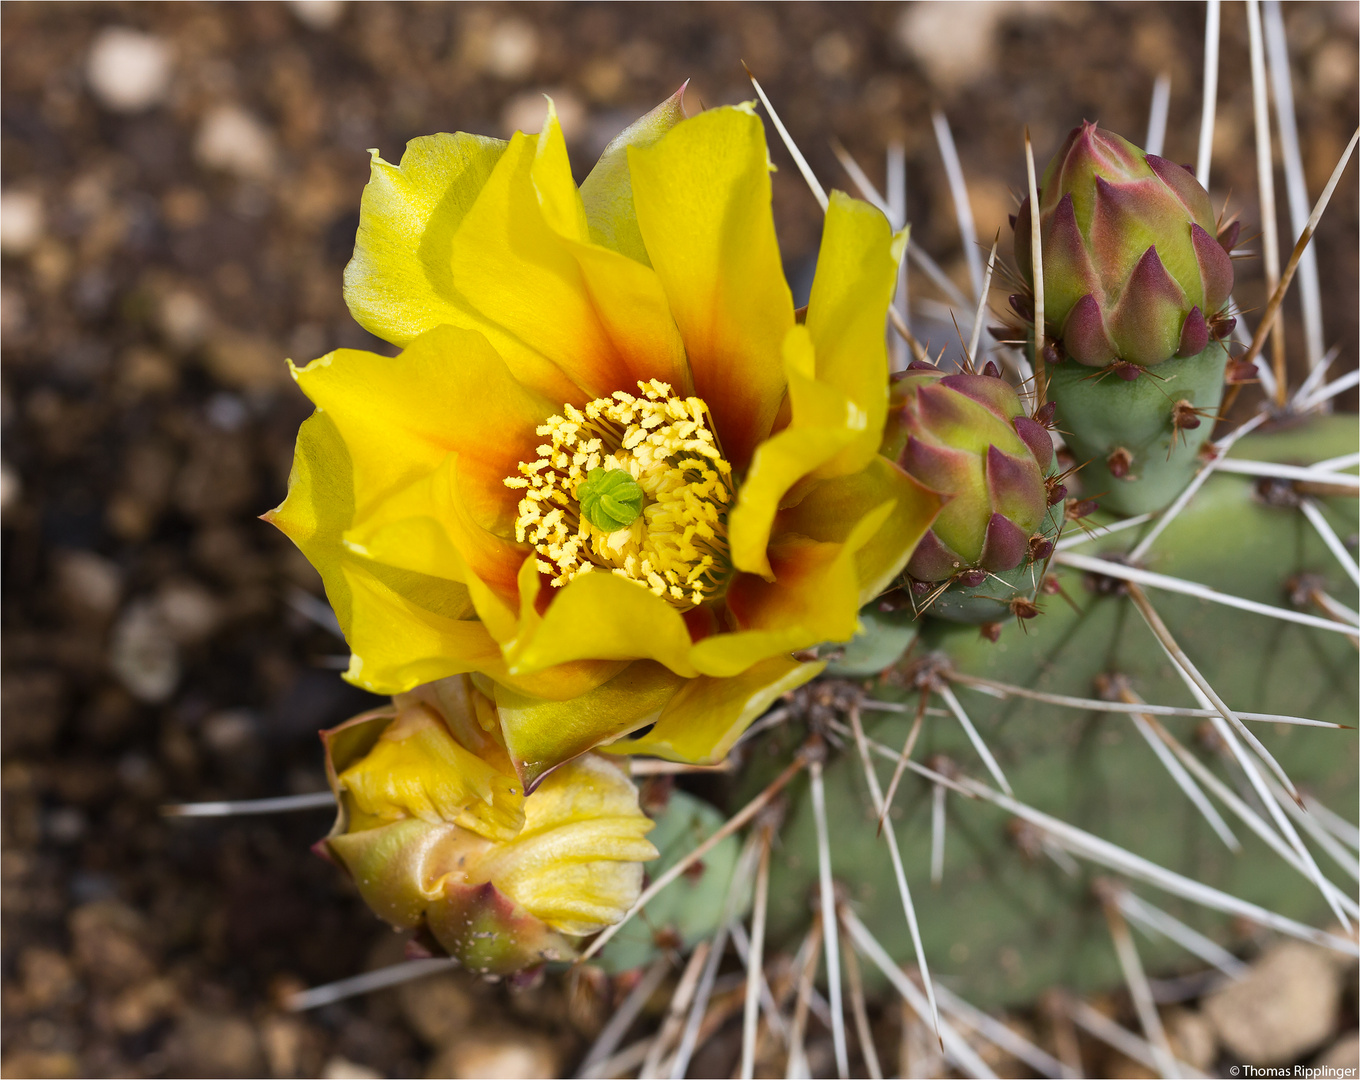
[[505, 380, 734, 608]]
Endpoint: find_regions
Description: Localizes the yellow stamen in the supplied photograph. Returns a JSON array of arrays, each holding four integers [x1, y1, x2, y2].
[[505, 381, 734, 608]]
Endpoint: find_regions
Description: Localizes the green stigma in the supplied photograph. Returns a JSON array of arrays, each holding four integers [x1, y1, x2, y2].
[[577, 467, 645, 532]]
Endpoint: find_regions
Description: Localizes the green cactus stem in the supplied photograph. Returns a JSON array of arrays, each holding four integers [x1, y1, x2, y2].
[[1047, 344, 1228, 515], [752, 415, 1357, 1006]]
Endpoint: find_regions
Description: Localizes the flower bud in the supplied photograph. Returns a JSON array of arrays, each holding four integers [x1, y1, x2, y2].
[[1013, 122, 1233, 370], [321, 677, 657, 975], [883, 368, 1053, 584]]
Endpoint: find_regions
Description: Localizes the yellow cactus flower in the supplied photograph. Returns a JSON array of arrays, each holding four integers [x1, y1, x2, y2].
[[322, 676, 658, 975], [268, 91, 942, 787]]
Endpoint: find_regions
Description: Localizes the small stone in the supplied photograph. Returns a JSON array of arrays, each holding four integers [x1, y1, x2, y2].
[[484, 19, 539, 80], [812, 32, 856, 78], [1202, 941, 1340, 1064], [116, 346, 179, 398], [1311, 40, 1357, 102], [53, 550, 122, 619], [287, 0, 347, 30], [895, 1, 1006, 93], [195, 105, 278, 180], [103, 977, 179, 1035], [0, 461, 19, 512], [398, 972, 475, 1047], [204, 331, 289, 390], [1315, 1032, 1360, 1073], [44, 807, 87, 846], [1164, 1007, 1216, 1071], [156, 289, 214, 352], [69, 900, 157, 991], [18, 948, 77, 1010], [201, 710, 257, 755], [321, 1056, 383, 1080], [427, 1030, 560, 1080], [0, 285, 27, 336], [261, 1016, 301, 1077], [85, 28, 173, 113], [0, 1050, 81, 1079], [109, 598, 179, 704], [155, 579, 221, 644], [163, 1011, 263, 1079], [206, 392, 249, 432], [1, 190, 44, 256]]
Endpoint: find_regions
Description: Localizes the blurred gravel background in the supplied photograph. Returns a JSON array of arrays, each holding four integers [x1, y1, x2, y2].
[[2, 3, 1356, 1077]]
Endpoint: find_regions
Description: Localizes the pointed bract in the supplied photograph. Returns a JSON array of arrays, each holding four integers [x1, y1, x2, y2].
[[1063, 293, 1118, 366], [1177, 306, 1210, 359], [1108, 247, 1188, 366]]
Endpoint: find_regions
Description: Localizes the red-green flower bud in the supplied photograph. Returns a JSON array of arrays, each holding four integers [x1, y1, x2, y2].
[[320, 677, 658, 976], [1013, 122, 1234, 369], [883, 369, 1052, 583]]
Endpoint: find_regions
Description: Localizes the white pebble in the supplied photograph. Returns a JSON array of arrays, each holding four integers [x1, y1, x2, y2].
[[86, 27, 173, 113], [0, 190, 44, 256], [109, 599, 180, 704], [195, 105, 278, 180], [485, 19, 539, 80], [895, 1, 1006, 92], [287, 0, 347, 30]]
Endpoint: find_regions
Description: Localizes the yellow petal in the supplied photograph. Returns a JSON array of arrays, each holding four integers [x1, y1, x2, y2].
[[803, 190, 902, 475], [726, 194, 902, 579], [342, 451, 525, 611], [337, 703, 524, 842], [267, 410, 502, 695], [726, 325, 860, 578], [507, 571, 701, 679], [778, 455, 944, 603], [723, 498, 897, 652], [471, 755, 658, 935], [291, 326, 556, 535], [327, 818, 452, 928], [687, 624, 821, 678], [605, 657, 823, 764], [338, 566, 499, 694], [629, 104, 794, 469], [494, 661, 686, 790], [580, 86, 688, 265], [451, 112, 689, 399], [342, 133, 506, 347]]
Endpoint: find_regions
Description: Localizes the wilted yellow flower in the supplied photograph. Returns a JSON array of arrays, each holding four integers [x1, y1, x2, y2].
[[322, 676, 657, 975], [269, 91, 942, 787]]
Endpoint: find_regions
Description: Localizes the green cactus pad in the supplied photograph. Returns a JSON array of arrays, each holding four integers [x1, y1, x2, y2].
[[752, 416, 1357, 1006], [1049, 345, 1228, 516]]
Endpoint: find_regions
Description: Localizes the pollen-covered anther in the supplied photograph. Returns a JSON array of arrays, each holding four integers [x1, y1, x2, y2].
[[506, 381, 734, 608]]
